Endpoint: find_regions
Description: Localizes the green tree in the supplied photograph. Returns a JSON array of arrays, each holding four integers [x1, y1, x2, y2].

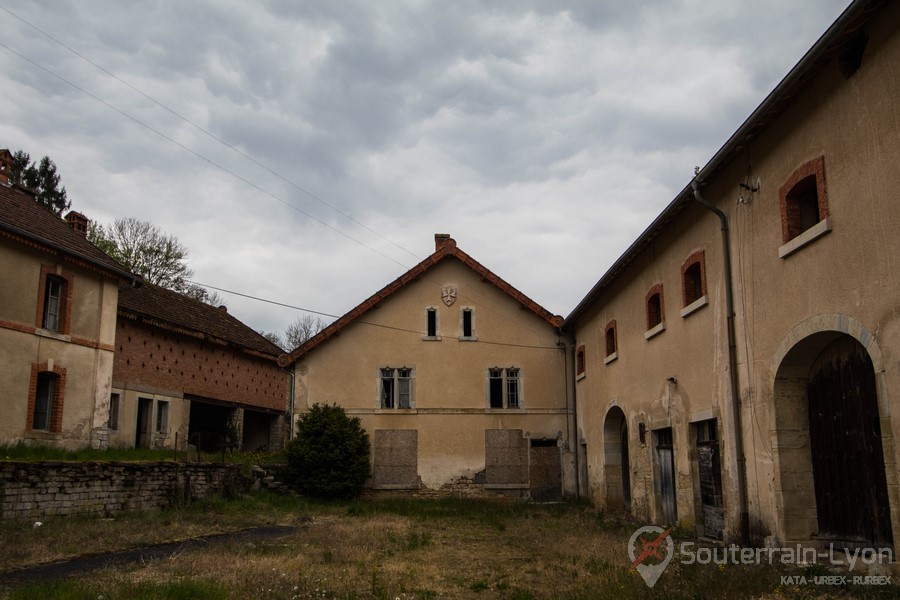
[[9, 150, 70, 216], [286, 403, 370, 499]]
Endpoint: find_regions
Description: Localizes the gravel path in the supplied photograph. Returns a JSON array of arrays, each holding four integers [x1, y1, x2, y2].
[[0, 525, 299, 588]]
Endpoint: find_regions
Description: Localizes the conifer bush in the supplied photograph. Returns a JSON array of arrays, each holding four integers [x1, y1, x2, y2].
[[285, 403, 370, 499]]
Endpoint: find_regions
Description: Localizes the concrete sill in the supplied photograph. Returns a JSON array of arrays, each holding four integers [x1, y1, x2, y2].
[[35, 328, 71, 343], [680, 295, 708, 318], [779, 217, 832, 258], [421, 335, 442, 341], [458, 336, 478, 342], [375, 408, 417, 414], [576, 371, 586, 381], [644, 322, 666, 340], [604, 351, 618, 365]]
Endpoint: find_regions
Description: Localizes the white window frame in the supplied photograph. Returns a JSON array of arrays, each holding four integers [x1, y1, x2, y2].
[[422, 307, 441, 341], [487, 367, 522, 410], [380, 367, 415, 409]]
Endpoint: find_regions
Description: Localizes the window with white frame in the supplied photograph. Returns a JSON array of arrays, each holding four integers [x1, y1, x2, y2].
[[380, 367, 413, 409], [424, 308, 439, 340], [488, 368, 521, 409]]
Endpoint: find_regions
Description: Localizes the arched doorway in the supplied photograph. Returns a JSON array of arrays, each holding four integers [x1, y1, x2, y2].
[[774, 331, 893, 548], [603, 406, 631, 512]]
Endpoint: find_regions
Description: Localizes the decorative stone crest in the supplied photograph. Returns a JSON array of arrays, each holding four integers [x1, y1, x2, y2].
[[441, 286, 457, 307]]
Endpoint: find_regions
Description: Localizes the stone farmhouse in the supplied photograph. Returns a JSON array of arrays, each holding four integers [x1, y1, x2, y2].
[[0, 161, 139, 449], [279, 234, 573, 499], [564, 0, 900, 550]]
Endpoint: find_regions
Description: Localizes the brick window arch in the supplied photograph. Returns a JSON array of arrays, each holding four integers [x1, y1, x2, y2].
[[35, 265, 73, 334], [646, 284, 664, 330], [605, 320, 617, 358], [780, 156, 829, 243], [681, 251, 707, 307], [576, 344, 586, 378], [27, 362, 66, 432]]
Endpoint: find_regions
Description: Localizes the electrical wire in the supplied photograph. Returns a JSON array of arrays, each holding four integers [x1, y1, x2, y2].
[[188, 279, 563, 351], [0, 2, 422, 263]]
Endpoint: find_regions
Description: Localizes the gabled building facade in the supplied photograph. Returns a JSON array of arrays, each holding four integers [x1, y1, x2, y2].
[[111, 282, 289, 452], [566, 0, 900, 549], [281, 235, 573, 498], [0, 156, 140, 449]]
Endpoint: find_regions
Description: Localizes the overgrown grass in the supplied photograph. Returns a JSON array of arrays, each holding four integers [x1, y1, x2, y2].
[[0, 441, 286, 465], [2, 495, 897, 599]]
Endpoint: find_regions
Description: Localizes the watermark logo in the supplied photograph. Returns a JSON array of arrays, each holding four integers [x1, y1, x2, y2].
[[628, 525, 674, 588]]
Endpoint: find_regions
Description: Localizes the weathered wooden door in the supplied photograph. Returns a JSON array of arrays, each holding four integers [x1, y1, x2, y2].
[[656, 428, 677, 525], [808, 337, 892, 548], [696, 420, 724, 539], [529, 440, 562, 502]]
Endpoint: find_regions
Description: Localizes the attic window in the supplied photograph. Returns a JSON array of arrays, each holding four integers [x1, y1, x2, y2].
[[779, 156, 831, 258], [423, 308, 440, 340], [460, 308, 476, 341], [680, 251, 708, 317]]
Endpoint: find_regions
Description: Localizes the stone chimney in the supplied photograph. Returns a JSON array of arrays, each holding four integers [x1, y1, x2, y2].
[[0, 149, 13, 185], [65, 211, 89, 237], [434, 233, 453, 252]]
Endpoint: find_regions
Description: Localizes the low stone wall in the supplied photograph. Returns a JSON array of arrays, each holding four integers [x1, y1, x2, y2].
[[0, 461, 251, 520]]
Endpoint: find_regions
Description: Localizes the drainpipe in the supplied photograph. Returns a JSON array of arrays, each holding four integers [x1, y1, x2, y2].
[[563, 333, 580, 500], [691, 179, 750, 546], [281, 366, 295, 442]]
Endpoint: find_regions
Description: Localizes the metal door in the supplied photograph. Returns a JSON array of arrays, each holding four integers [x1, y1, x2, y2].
[[808, 337, 892, 548]]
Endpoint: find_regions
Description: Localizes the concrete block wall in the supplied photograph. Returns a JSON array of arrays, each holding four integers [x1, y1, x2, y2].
[[0, 461, 250, 520]]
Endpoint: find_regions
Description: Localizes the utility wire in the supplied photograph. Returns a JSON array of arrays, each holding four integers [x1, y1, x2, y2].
[[189, 280, 562, 351], [0, 2, 421, 262], [0, 39, 410, 271]]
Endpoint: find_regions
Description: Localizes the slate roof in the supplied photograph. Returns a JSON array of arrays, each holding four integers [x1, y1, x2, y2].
[[0, 183, 138, 283], [279, 236, 563, 367], [118, 282, 283, 359]]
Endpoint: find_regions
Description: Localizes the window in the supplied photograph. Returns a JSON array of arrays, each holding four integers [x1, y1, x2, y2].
[[380, 368, 413, 409], [645, 284, 665, 335], [680, 251, 708, 317], [108, 393, 120, 430], [779, 156, 831, 258], [28, 364, 65, 433], [488, 368, 521, 409], [604, 320, 618, 363], [156, 401, 169, 433], [33, 372, 55, 430], [36, 266, 72, 334], [423, 308, 440, 340], [576, 345, 586, 379], [460, 308, 476, 340]]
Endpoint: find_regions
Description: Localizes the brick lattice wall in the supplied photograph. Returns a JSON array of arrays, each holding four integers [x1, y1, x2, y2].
[[0, 461, 250, 520]]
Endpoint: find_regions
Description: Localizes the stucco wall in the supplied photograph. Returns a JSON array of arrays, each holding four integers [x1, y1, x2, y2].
[[294, 258, 572, 493]]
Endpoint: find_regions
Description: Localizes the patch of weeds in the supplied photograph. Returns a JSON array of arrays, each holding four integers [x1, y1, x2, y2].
[[400, 530, 431, 552], [469, 579, 490, 592], [7, 578, 226, 600], [508, 590, 536, 600]]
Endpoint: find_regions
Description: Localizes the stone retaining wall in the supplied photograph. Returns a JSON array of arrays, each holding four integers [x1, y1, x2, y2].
[[0, 461, 251, 520]]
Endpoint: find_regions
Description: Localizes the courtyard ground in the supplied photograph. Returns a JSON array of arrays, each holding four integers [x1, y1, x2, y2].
[[0, 492, 895, 599]]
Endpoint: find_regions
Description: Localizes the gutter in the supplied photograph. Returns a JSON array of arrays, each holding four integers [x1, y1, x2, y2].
[[691, 179, 750, 546]]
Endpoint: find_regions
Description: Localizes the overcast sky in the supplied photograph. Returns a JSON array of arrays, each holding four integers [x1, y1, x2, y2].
[[1, 0, 852, 337]]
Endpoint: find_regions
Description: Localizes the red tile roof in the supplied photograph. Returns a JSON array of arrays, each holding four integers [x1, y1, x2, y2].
[[118, 282, 283, 359], [0, 183, 139, 283], [278, 237, 563, 367]]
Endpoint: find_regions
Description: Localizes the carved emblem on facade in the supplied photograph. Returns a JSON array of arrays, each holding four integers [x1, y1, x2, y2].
[[441, 286, 457, 307]]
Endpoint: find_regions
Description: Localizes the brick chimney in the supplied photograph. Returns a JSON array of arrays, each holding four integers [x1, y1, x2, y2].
[[65, 211, 89, 237], [434, 233, 453, 252], [0, 149, 13, 185]]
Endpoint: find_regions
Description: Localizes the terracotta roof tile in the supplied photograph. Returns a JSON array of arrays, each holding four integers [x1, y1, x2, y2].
[[118, 282, 282, 359], [0, 184, 137, 282], [279, 237, 563, 366]]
